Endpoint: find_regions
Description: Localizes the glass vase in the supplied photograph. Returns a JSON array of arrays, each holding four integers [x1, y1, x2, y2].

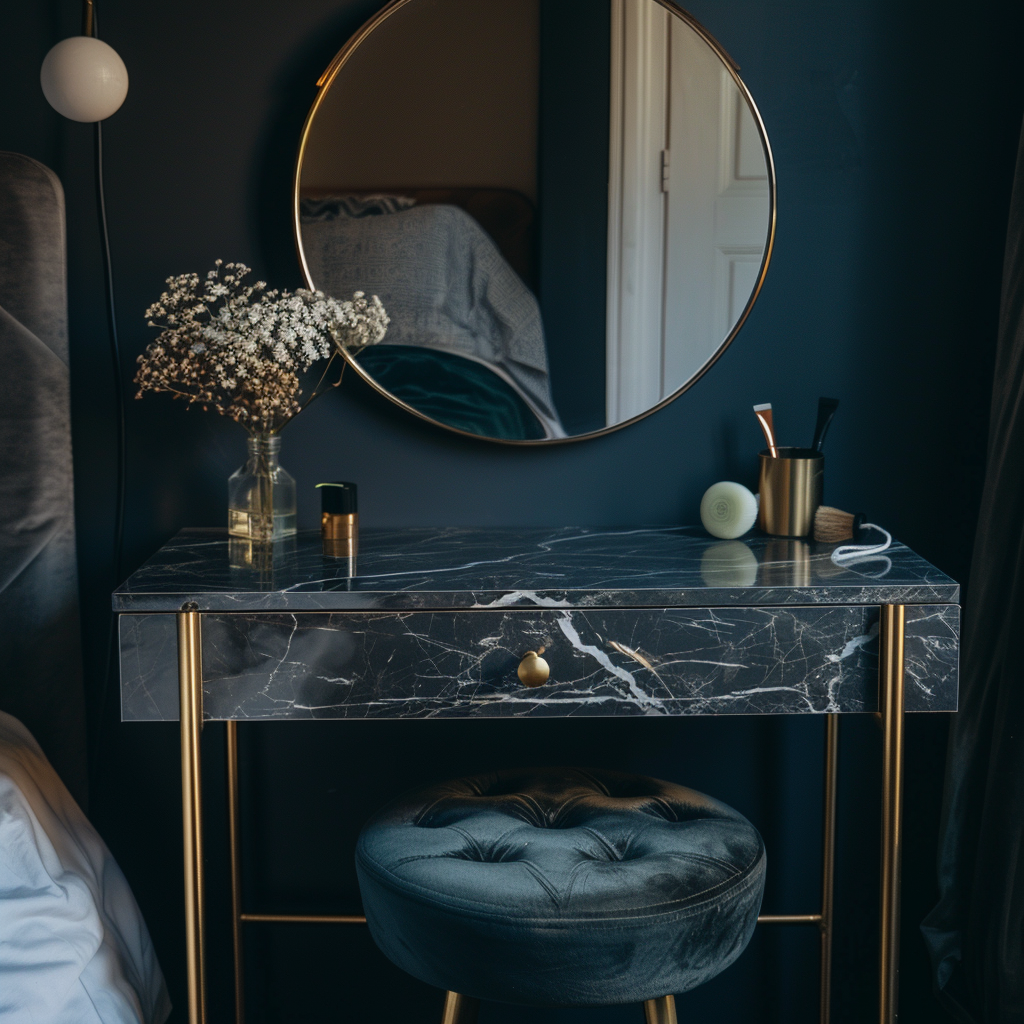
[[227, 434, 297, 541]]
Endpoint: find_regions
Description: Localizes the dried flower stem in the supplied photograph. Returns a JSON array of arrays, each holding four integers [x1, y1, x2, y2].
[[297, 351, 348, 417]]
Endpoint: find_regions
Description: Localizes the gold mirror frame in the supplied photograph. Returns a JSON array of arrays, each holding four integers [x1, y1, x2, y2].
[[293, 0, 777, 446]]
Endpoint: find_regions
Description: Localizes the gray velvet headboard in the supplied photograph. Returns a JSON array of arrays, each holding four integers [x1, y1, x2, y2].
[[0, 152, 87, 804]]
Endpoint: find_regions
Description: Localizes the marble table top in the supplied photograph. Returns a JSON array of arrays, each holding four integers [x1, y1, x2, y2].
[[113, 527, 958, 613]]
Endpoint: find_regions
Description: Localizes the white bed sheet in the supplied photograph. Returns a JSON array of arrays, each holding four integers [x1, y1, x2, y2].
[[0, 710, 170, 1023]]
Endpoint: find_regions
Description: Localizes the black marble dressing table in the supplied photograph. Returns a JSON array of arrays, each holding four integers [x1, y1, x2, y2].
[[115, 527, 959, 1024]]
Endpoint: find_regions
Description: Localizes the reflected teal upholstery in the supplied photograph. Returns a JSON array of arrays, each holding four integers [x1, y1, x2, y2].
[[355, 345, 548, 441], [356, 767, 765, 1007]]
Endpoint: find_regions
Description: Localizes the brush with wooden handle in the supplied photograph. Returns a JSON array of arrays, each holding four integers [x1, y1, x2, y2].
[[814, 506, 867, 543], [753, 403, 778, 457]]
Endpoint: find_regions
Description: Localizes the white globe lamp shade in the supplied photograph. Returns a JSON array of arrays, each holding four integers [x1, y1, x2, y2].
[[41, 36, 128, 122]]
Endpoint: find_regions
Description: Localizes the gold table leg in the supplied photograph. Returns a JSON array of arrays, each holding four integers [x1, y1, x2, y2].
[[178, 606, 207, 1024], [756, 713, 838, 1024], [879, 605, 905, 1024], [820, 714, 838, 1024], [227, 720, 245, 1024]]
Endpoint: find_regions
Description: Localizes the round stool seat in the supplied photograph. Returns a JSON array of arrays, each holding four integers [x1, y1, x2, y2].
[[356, 767, 765, 1007]]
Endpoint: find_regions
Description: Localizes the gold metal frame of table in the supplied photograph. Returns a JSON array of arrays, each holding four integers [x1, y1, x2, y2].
[[175, 603, 907, 1024]]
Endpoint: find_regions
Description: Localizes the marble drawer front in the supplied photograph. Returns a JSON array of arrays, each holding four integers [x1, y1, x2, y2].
[[119, 605, 959, 722]]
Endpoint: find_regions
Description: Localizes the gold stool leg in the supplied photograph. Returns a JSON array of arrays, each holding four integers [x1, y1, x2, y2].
[[227, 720, 245, 1024], [441, 991, 479, 1024], [878, 604, 906, 1024], [178, 606, 207, 1024], [644, 995, 678, 1024]]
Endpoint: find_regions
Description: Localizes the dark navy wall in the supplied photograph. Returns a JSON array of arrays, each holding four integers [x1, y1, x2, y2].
[[539, 0, 610, 435], [4, 1, 1023, 1022]]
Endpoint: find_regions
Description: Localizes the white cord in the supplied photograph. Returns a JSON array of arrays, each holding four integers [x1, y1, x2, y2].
[[831, 524, 893, 568]]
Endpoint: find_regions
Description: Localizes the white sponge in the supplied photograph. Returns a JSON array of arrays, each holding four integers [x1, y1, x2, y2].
[[700, 481, 759, 539]]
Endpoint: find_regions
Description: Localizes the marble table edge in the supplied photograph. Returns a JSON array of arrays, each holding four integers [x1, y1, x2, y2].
[[112, 526, 960, 612], [111, 589, 961, 613]]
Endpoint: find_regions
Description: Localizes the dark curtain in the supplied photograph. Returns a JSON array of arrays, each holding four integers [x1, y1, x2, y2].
[[922, 120, 1024, 1022]]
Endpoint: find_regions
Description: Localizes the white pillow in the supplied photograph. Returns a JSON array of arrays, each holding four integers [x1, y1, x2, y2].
[[0, 710, 171, 1023]]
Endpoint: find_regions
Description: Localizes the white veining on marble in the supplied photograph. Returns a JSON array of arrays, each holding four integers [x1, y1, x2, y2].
[[471, 591, 574, 609], [827, 623, 879, 663], [555, 614, 666, 712]]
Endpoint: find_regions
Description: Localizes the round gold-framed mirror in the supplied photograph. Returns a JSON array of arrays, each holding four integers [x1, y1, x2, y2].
[[294, 0, 776, 445]]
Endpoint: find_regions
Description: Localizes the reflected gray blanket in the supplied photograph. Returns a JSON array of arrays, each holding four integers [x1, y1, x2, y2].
[[300, 202, 564, 437], [0, 153, 86, 804]]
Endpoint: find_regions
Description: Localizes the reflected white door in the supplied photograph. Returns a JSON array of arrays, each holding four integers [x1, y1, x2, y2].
[[605, 0, 668, 425], [663, 31, 769, 391], [606, 5, 768, 424]]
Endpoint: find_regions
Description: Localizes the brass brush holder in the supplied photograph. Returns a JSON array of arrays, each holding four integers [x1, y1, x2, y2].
[[758, 448, 823, 538]]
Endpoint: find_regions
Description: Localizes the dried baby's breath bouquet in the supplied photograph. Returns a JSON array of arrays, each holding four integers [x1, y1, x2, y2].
[[135, 260, 389, 434]]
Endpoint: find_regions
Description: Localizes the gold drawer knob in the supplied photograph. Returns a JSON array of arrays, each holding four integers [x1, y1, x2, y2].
[[517, 649, 550, 688]]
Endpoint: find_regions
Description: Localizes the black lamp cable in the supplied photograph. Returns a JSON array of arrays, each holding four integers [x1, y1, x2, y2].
[[95, 119, 126, 587], [88, 0, 128, 785]]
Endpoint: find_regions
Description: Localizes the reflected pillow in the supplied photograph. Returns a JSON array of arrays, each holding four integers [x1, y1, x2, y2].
[[300, 194, 417, 220]]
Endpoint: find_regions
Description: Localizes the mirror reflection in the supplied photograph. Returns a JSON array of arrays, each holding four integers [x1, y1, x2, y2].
[[296, 0, 774, 442]]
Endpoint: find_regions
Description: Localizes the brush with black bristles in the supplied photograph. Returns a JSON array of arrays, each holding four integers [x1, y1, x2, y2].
[[814, 505, 868, 543], [810, 397, 839, 452]]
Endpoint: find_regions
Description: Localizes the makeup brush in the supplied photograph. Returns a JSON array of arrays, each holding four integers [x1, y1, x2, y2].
[[810, 397, 839, 453], [814, 505, 866, 543], [753, 403, 778, 457]]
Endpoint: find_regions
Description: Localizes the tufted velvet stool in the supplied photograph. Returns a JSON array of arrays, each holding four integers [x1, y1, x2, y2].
[[356, 767, 766, 1023]]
